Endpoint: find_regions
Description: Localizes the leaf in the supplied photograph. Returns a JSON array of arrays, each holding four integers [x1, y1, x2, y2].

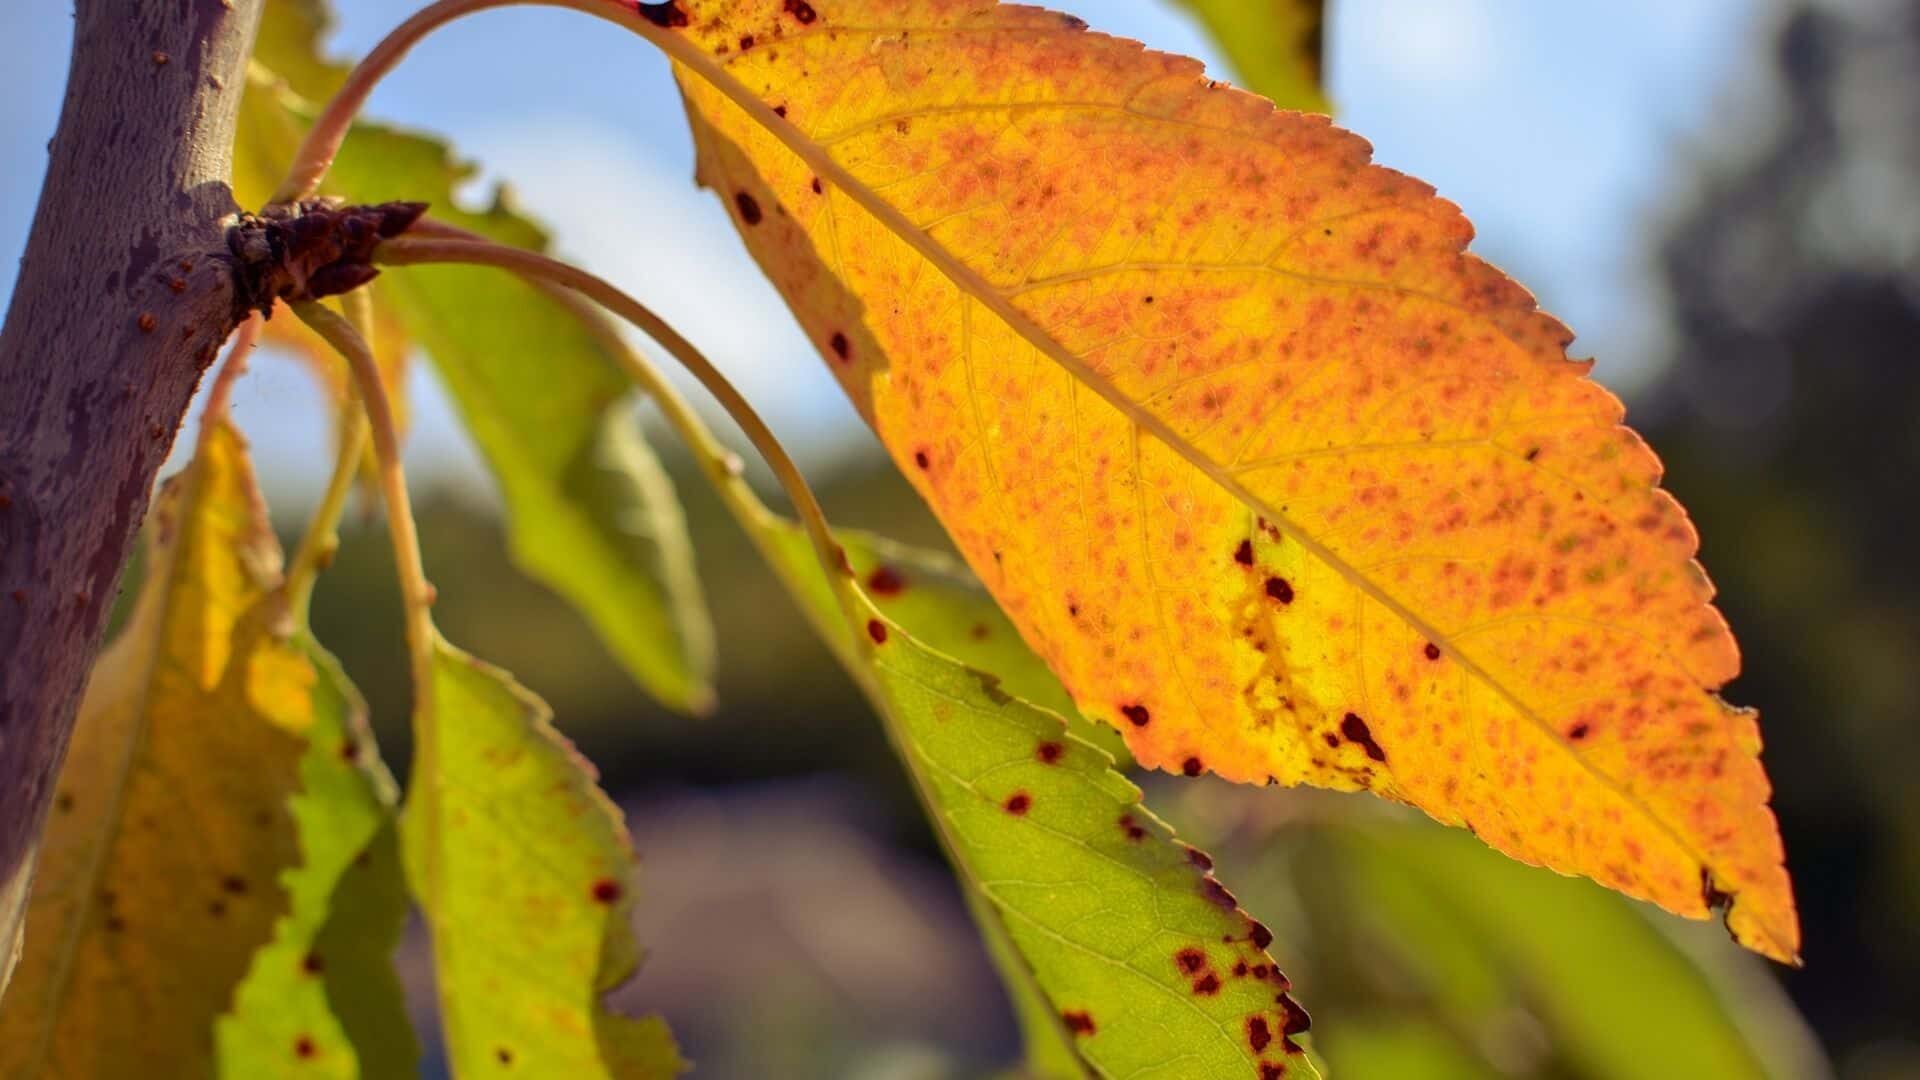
[[640, 0, 1797, 960], [735, 507, 1318, 1077], [1173, 0, 1330, 114], [401, 636, 684, 1078], [1293, 821, 1827, 1078], [0, 420, 408, 1077], [217, 649, 416, 1079], [239, 0, 718, 714]]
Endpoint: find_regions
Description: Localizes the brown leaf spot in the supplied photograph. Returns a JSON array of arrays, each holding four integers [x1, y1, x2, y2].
[[913, 449, 931, 470], [1182, 756, 1204, 777], [1003, 792, 1032, 816], [1036, 741, 1064, 764], [301, 950, 324, 975], [1261, 1063, 1288, 1080], [1248, 1016, 1273, 1054], [829, 331, 851, 362], [1185, 846, 1214, 871], [1118, 814, 1147, 842], [294, 1036, 317, 1059], [1192, 972, 1222, 995], [1249, 920, 1274, 950], [1280, 995, 1312, 1035], [865, 565, 905, 596], [634, 1, 689, 28], [783, 0, 817, 23], [738, 34, 755, 50], [1200, 877, 1238, 910], [591, 878, 623, 904], [496, 1047, 515, 1065], [1568, 721, 1592, 741], [867, 619, 889, 644], [1234, 539, 1254, 566], [1062, 1010, 1096, 1036], [221, 875, 248, 895], [734, 191, 763, 225], [1121, 703, 1151, 727], [1175, 948, 1208, 974], [1340, 712, 1387, 763], [1265, 577, 1295, 604], [1424, 642, 1442, 661]]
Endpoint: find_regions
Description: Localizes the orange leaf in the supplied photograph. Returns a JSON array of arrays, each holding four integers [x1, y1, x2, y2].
[[642, 0, 1797, 961]]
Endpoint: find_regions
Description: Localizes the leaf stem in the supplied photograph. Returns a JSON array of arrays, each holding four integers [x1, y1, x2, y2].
[[375, 233, 856, 602], [289, 302, 436, 700], [272, 0, 658, 205], [284, 293, 376, 621]]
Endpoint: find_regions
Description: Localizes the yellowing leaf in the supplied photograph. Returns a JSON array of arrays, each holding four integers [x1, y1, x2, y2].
[[0, 420, 407, 1077], [636, 0, 1796, 959], [745, 512, 1319, 1077], [239, 0, 718, 713], [402, 636, 683, 1078], [217, 651, 416, 1079], [1174, 0, 1330, 114]]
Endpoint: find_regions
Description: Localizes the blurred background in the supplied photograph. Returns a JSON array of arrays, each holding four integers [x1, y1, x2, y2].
[[3, 0, 1916, 1076]]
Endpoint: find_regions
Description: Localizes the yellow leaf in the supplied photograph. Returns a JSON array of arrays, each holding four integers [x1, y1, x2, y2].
[[642, 0, 1797, 960], [0, 421, 382, 1075]]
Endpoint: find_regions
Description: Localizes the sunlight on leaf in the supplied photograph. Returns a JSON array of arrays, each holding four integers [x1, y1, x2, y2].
[[238, 0, 718, 714], [736, 506, 1318, 1077], [401, 636, 684, 1078], [218, 650, 416, 1079], [0, 420, 408, 1077], [1173, 0, 1330, 114], [637, 0, 1797, 960]]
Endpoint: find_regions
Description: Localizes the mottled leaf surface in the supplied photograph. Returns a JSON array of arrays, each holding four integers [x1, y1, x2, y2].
[[734, 506, 1317, 1078], [218, 650, 415, 1079], [402, 637, 683, 1077], [1174, 0, 1329, 114], [239, 0, 717, 714], [638, 0, 1795, 959], [0, 422, 406, 1077]]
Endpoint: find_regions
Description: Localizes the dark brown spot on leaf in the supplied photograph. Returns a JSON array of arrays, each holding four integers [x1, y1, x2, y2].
[[1062, 1010, 1096, 1036], [1340, 712, 1387, 762], [867, 619, 889, 644], [221, 875, 248, 895], [1249, 920, 1274, 950], [1192, 972, 1222, 995], [1234, 539, 1254, 566], [497, 1047, 515, 1065], [294, 1036, 317, 1059], [1186, 846, 1213, 871], [913, 449, 931, 470], [1037, 741, 1064, 764], [1200, 877, 1238, 910], [829, 331, 851, 361], [1175, 948, 1207, 974], [1265, 576, 1295, 604], [1424, 642, 1442, 660], [634, 1, 689, 28], [1121, 703, 1151, 727], [1182, 756, 1204, 777], [302, 950, 324, 975], [865, 565, 905, 596], [1280, 995, 1312, 1035], [591, 878, 623, 904], [1118, 814, 1147, 842], [1248, 1016, 1273, 1053], [783, 0, 817, 23], [734, 191, 763, 225], [1003, 792, 1031, 815]]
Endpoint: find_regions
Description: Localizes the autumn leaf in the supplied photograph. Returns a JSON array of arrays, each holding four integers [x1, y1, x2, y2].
[[1174, 0, 1330, 114], [239, 0, 718, 714], [621, 0, 1797, 960], [0, 420, 409, 1077], [401, 636, 684, 1077]]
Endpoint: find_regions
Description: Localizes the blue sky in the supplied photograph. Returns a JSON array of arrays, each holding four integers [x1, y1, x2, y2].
[[0, 1, 1776, 498]]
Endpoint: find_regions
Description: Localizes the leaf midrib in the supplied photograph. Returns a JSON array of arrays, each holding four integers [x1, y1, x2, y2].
[[640, 14, 1727, 896]]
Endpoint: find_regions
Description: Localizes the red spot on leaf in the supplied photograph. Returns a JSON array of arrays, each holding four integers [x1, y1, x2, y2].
[[1121, 703, 1151, 727], [1265, 577, 1295, 604], [1280, 995, 1312, 1035], [1200, 877, 1238, 910], [1037, 741, 1064, 764], [1062, 1010, 1096, 1036], [1175, 948, 1207, 974], [829, 331, 851, 362], [1234, 539, 1254, 566], [1249, 920, 1274, 950], [1186, 846, 1213, 870], [866, 565, 905, 596], [1192, 972, 1222, 995], [1118, 814, 1147, 842], [294, 1036, 317, 1059], [1182, 756, 1204, 777], [734, 191, 763, 225], [783, 0, 817, 23], [1003, 792, 1032, 815], [301, 950, 324, 975], [913, 449, 931, 470], [867, 619, 889, 644], [1425, 642, 1442, 661], [1340, 712, 1387, 762], [591, 878, 623, 904], [1568, 721, 1592, 741], [1248, 1016, 1273, 1053]]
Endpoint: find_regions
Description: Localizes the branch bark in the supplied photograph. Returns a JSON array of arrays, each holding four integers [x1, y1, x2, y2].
[[0, 0, 264, 990]]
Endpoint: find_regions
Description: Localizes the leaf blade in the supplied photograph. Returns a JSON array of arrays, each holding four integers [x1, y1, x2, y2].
[[644, 0, 1797, 960]]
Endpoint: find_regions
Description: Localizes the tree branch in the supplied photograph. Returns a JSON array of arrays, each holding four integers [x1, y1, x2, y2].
[[0, 0, 264, 991]]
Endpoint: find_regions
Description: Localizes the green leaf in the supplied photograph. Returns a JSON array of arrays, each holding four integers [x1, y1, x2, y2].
[[217, 645, 416, 1079], [1173, 0, 1330, 113], [737, 507, 1318, 1078], [1299, 822, 1826, 1078], [0, 420, 409, 1078], [402, 636, 684, 1078], [238, 1, 718, 714]]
